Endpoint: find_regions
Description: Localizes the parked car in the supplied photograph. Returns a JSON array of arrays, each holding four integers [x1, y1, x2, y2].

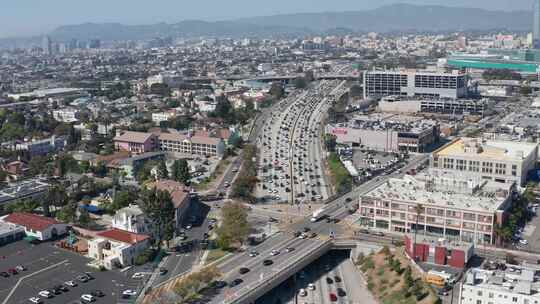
[[29, 297, 42, 304], [38, 291, 52, 298], [65, 280, 77, 287], [81, 294, 95, 302], [91, 290, 105, 297], [239, 267, 250, 274]]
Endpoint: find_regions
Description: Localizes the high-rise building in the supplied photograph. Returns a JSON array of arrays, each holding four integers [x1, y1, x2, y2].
[[41, 35, 52, 55], [534, 0, 540, 48]]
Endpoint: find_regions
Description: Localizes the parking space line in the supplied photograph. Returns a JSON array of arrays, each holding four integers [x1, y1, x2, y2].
[[2, 259, 68, 304]]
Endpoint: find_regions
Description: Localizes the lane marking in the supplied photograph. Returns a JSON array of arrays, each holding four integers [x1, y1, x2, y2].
[[2, 259, 68, 304]]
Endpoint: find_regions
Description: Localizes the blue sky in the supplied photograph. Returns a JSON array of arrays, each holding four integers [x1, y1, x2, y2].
[[0, 0, 534, 38]]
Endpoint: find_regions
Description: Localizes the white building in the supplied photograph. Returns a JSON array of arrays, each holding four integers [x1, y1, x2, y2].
[[112, 205, 151, 235], [53, 108, 79, 123], [152, 111, 176, 126], [431, 137, 538, 186], [363, 69, 468, 99], [88, 228, 150, 269], [2, 212, 68, 241], [460, 266, 540, 304]]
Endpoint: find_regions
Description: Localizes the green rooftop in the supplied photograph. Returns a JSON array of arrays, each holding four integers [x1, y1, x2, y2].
[[447, 59, 540, 73]]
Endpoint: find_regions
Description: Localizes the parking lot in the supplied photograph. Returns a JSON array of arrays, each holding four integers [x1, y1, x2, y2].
[[0, 241, 140, 304]]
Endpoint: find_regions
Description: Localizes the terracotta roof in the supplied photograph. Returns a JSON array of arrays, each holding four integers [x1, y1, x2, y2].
[[4, 212, 62, 232], [97, 228, 150, 245], [216, 129, 232, 140], [151, 179, 190, 209], [114, 131, 155, 144]]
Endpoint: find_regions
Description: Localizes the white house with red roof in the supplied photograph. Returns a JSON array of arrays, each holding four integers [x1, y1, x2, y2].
[[1, 212, 68, 241], [88, 228, 150, 269]]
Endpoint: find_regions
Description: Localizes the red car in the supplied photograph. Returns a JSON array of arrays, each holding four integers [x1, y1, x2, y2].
[[329, 293, 337, 302], [8, 268, 18, 275]]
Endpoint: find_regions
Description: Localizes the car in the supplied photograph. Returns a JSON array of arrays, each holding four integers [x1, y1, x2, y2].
[[285, 247, 295, 253], [0, 271, 9, 277], [307, 283, 315, 290], [326, 277, 333, 284], [122, 290, 137, 297], [51, 286, 62, 295], [211, 281, 228, 289], [29, 297, 42, 304], [293, 231, 301, 238], [303, 227, 311, 233], [329, 293, 338, 302], [438, 289, 449, 296], [519, 239, 529, 245], [91, 290, 105, 297], [16, 265, 26, 272], [239, 267, 250, 274], [263, 259, 274, 266], [65, 280, 77, 287], [132, 272, 145, 279], [77, 275, 89, 282], [7, 268, 18, 275], [345, 197, 353, 202], [270, 249, 280, 256], [334, 276, 342, 283], [38, 290, 52, 298], [249, 251, 259, 257], [299, 289, 307, 297], [159, 267, 168, 275], [56, 285, 69, 292], [81, 294, 95, 302], [299, 233, 308, 239], [337, 288, 347, 297], [185, 224, 192, 230], [309, 232, 317, 238], [229, 278, 244, 287]]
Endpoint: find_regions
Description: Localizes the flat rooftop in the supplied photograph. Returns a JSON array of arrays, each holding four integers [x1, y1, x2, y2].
[[465, 266, 540, 297], [434, 137, 538, 162], [0, 221, 24, 236], [363, 172, 510, 213], [0, 179, 50, 204]]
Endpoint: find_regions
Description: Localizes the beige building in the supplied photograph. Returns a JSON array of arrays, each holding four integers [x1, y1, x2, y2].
[[357, 171, 513, 245], [88, 228, 150, 270], [431, 138, 538, 186], [158, 133, 225, 158]]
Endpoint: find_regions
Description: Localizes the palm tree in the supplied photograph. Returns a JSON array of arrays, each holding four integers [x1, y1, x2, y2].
[[413, 203, 423, 261]]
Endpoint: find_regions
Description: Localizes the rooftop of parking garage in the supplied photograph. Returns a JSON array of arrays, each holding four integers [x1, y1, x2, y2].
[[434, 137, 538, 162], [363, 172, 511, 214]]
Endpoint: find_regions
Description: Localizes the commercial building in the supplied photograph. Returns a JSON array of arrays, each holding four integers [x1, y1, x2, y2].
[[0, 221, 25, 246], [2, 212, 68, 241], [0, 178, 49, 206], [158, 132, 225, 158], [430, 138, 538, 186], [152, 111, 176, 125], [363, 69, 468, 99], [357, 171, 513, 245], [7, 88, 87, 101], [460, 266, 540, 304], [326, 114, 440, 153], [88, 228, 150, 269], [113, 131, 158, 154], [52, 108, 79, 123], [378, 96, 492, 116], [403, 234, 473, 268]]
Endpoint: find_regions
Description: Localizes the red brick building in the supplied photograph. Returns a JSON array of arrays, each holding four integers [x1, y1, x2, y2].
[[404, 234, 473, 268]]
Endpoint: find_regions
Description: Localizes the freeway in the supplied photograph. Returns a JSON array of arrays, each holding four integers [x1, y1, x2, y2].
[[205, 154, 429, 303]]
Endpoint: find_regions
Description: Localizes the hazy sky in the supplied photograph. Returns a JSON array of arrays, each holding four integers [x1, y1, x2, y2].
[[0, 0, 535, 38]]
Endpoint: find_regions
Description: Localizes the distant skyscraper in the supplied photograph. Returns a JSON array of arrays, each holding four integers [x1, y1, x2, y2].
[[534, 0, 540, 48], [42, 35, 52, 55]]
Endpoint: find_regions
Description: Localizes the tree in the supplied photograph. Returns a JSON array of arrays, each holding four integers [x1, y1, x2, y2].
[[78, 208, 92, 228], [269, 82, 285, 99], [107, 190, 137, 214], [171, 159, 191, 184], [294, 77, 307, 89], [157, 159, 169, 179], [57, 202, 78, 223], [413, 203, 424, 261], [215, 201, 250, 250], [43, 184, 68, 216], [324, 134, 337, 152], [139, 188, 176, 249]]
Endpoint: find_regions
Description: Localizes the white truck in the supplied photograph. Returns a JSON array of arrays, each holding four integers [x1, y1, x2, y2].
[[310, 207, 327, 222]]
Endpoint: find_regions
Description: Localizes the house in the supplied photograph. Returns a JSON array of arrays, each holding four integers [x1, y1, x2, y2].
[[2, 212, 68, 241], [107, 151, 166, 179], [113, 131, 158, 154], [112, 205, 151, 235], [88, 228, 150, 269], [150, 180, 191, 229]]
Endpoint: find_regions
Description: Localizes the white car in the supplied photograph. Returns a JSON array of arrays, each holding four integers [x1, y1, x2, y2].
[[519, 239, 529, 245], [299, 288, 307, 297], [132, 272, 145, 279], [65, 280, 77, 287], [38, 291, 52, 298], [29, 297, 42, 304], [123, 289, 137, 296], [81, 294, 95, 302], [270, 249, 280, 256], [307, 283, 316, 290]]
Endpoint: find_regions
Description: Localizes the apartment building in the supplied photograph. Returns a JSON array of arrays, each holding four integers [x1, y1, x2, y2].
[[363, 69, 468, 99], [15, 135, 66, 157], [158, 133, 225, 158], [52, 108, 79, 123], [431, 138, 538, 186], [460, 266, 540, 304], [357, 171, 513, 245]]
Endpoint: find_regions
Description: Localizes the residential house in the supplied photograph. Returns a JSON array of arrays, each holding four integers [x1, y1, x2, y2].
[[112, 205, 151, 235]]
